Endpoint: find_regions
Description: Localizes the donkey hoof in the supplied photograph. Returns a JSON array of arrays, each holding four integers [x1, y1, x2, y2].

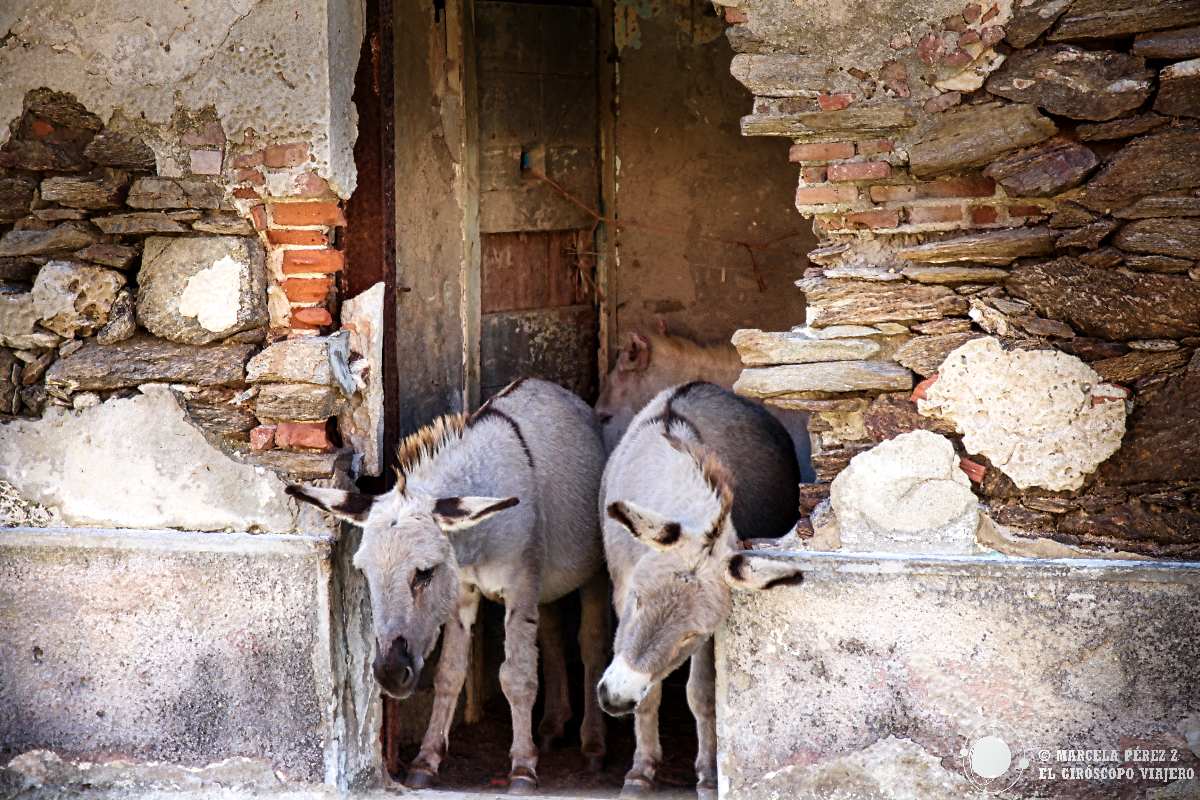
[[620, 776, 655, 797], [508, 767, 538, 796], [585, 753, 605, 773], [404, 767, 436, 790]]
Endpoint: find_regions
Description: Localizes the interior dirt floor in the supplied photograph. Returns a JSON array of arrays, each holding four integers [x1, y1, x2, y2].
[[395, 673, 700, 799]]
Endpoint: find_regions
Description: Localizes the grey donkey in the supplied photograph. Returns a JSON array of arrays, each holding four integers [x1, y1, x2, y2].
[[287, 378, 609, 794], [596, 381, 805, 798]]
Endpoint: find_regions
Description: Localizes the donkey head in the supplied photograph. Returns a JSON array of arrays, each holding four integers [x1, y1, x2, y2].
[[287, 484, 517, 699], [596, 438, 804, 716]]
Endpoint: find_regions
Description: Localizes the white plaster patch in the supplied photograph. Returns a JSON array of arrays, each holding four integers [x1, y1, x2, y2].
[[177, 255, 244, 333], [918, 337, 1126, 491], [830, 430, 980, 555]]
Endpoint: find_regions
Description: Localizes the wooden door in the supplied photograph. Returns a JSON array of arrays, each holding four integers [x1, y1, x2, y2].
[[475, 0, 600, 401]]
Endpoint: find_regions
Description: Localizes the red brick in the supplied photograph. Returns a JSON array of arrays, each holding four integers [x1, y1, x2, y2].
[[970, 205, 999, 225], [959, 457, 986, 484], [911, 373, 938, 402], [263, 142, 310, 169], [813, 215, 845, 234], [282, 248, 345, 274], [801, 166, 828, 183], [292, 172, 333, 198], [827, 161, 891, 182], [270, 202, 346, 227], [907, 204, 964, 224], [724, 6, 748, 23], [958, 30, 981, 45], [963, 2, 982, 22], [232, 151, 264, 169], [291, 306, 334, 328], [282, 277, 334, 303], [250, 204, 268, 230], [250, 425, 276, 451], [268, 229, 329, 246], [233, 186, 263, 200], [818, 92, 853, 111], [274, 421, 333, 451], [795, 184, 857, 205], [235, 167, 265, 186], [857, 138, 894, 156], [1008, 204, 1046, 218], [845, 209, 900, 229], [870, 184, 917, 202], [789, 142, 855, 162], [189, 149, 223, 175]]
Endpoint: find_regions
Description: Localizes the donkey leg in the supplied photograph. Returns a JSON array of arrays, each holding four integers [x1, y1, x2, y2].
[[405, 586, 480, 789], [537, 600, 572, 752], [578, 570, 609, 772], [688, 638, 719, 800], [621, 680, 663, 797], [500, 589, 541, 795]]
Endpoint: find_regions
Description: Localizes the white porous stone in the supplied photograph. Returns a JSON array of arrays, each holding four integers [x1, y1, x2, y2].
[[177, 255, 243, 333], [830, 430, 980, 554], [246, 336, 334, 385], [30, 261, 125, 338], [0, 385, 312, 532], [918, 337, 1126, 491]]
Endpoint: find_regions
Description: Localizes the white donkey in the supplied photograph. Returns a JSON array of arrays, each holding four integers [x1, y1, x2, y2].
[[597, 381, 805, 798], [288, 378, 609, 794]]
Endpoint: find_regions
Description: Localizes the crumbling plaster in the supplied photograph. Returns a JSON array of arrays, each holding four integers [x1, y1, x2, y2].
[[0, 0, 364, 196], [0, 385, 327, 533]]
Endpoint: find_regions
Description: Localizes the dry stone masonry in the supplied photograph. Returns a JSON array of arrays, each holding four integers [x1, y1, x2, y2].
[[722, 0, 1200, 558], [0, 88, 379, 530]]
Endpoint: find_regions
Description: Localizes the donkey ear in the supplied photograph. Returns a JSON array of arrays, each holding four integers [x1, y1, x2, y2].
[[618, 332, 652, 372], [606, 500, 686, 551], [432, 496, 519, 532], [724, 553, 805, 591], [286, 485, 377, 525]]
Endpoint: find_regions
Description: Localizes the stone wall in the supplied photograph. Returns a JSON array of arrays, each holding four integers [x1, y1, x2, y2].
[[722, 0, 1200, 558], [0, 2, 382, 532]]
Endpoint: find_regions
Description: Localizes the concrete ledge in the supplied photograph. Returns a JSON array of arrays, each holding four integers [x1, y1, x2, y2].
[[0, 526, 340, 784], [716, 550, 1200, 800]]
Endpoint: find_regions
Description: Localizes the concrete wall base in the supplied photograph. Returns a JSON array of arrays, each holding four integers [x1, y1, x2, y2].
[[716, 551, 1200, 800]]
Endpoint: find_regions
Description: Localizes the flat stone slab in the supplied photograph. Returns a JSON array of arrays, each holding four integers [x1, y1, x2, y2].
[[734, 361, 913, 396], [896, 227, 1057, 264], [1078, 127, 1200, 212], [717, 551, 1200, 800], [908, 103, 1056, 178], [45, 334, 254, 390], [731, 328, 880, 365], [0, 527, 336, 784], [986, 45, 1153, 121], [1048, 0, 1200, 41]]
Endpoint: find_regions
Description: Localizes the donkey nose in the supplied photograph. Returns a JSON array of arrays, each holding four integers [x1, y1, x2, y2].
[[597, 680, 636, 717], [374, 636, 417, 698]]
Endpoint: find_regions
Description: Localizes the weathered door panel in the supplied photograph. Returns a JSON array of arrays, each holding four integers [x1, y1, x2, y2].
[[480, 305, 597, 400], [475, 1, 600, 400]]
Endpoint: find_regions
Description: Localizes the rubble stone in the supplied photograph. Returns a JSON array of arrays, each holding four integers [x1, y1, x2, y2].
[[0, 177, 36, 223], [1005, 0, 1072, 48], [896, 227, 1056, 264], [95, 289, 136, 345], [830, 430, 980, 554], [918, 337, 1126, 491], [81, 129, 156, 170], [45, 335, 254, 391], [900, 265, 1009, 284], [1133, 25, 1200, 59], [0, 223, 98, 258], [136, 236, 268, 345], [246, 337, 334, 385], [125, 177, 224, 210], [39, 169, 128, 209], [799, 278, 968, 326], [1113, 218, 1200, 259], [1092, 349, 1192, 384], [255, 384, 339, 421], [1101, 367, 1200, 484], [91, 212, 189, 235], [894, 332, 983, 376], [29, 261, 125, 339], [1077, 127, 1200, 212], [982, 139, 1097, 197], [1113, 196, 1200, 220], [73, 243, 138, 270], [986, 46, 1154, 121], [908, 103, 1056, 178], [1009, 257, 1200, 340], [1048, 0, 1200, 41], [1154, 58, 1200, 119], [732, 328, 880, 364]]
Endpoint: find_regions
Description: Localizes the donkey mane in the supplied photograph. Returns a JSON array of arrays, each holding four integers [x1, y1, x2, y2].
[[664, 433, 734, 544], [394, 413, 469, 491]]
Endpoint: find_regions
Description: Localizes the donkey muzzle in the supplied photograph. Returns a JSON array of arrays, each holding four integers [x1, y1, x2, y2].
[[374, 636, 419, 698]]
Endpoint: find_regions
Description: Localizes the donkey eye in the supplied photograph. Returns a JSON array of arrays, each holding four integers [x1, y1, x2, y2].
[[412, 566, 436, 591]]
